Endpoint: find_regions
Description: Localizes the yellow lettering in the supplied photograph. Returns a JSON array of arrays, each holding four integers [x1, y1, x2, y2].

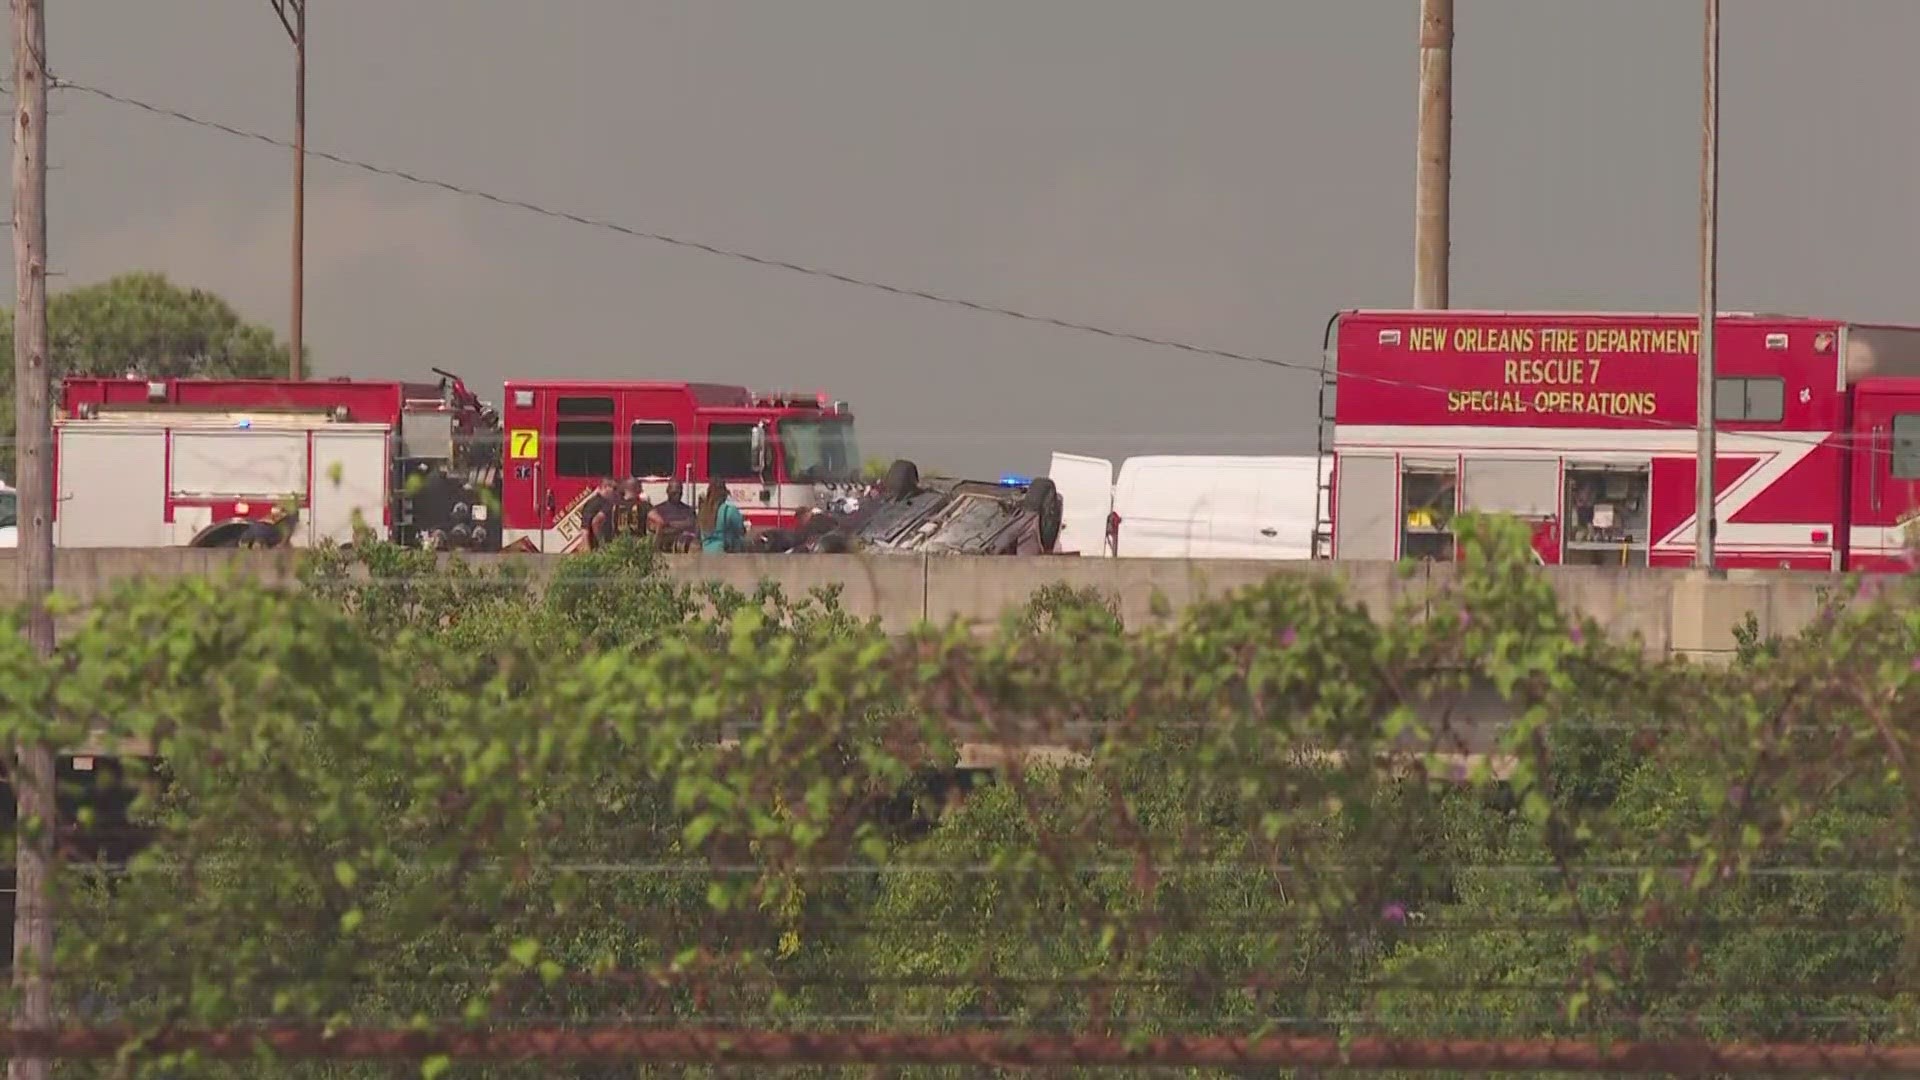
[[1508, 389, 1660, 416], [1445, 324, 1675, 414], [1500, 357, 1607, 386], [1581, 327, 1699, 355], [1539, 328, 1579, 352], [1447, 389, 1533, 414], [1452, 326, 1536, 353]]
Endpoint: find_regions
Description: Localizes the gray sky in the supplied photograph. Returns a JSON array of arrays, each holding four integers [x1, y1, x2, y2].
[[13, 1, 1920, 474]]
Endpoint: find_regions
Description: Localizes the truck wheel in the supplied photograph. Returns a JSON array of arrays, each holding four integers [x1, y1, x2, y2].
[[880, 459, 919, 502], [188, 522, 253, 548]]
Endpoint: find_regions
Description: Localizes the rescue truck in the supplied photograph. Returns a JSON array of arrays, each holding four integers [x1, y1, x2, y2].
[[53, 373, 860, 552], [1315, 310, 1920, 572]]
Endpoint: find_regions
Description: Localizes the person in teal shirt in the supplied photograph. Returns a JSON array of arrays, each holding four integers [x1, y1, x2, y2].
[[696, 480, 746, 554]]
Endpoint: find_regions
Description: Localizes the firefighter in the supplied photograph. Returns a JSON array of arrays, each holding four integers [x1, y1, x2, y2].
[[618, 478, 652, 540], [580, 478, 619, 550], [240, 504, 295, 549], [648, 480, 697, 552]]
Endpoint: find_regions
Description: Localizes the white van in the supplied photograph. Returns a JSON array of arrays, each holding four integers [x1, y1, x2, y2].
[[1048, 453, 1327, 559]]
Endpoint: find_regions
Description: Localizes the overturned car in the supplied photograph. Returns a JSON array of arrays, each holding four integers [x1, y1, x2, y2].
[[758, 460, 1063, 555]]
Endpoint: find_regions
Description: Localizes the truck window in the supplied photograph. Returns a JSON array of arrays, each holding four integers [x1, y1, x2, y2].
[[1713, 377, 1784, 422], [1400, 461, 1456, 561], [0, 491, 15, 530], [554, 396, 615, 477], [707, 423, 757, 479], [778, 417, 860, 483], [629, 421, 676, 478], [1894, 414, 1920, 479]]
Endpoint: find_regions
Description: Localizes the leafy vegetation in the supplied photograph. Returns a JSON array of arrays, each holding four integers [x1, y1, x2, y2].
[[2, 518, 1918, 1076], [0, 273, 298, 473]]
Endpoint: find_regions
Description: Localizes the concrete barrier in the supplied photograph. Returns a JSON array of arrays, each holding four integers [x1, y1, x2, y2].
[[0, 550, 1860, 660]]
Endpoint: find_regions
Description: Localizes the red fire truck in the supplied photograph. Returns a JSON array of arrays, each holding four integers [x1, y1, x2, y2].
[[1315, 310, 1920, 572], [53, 373, 860, 552], [495, 380, 859, 552]]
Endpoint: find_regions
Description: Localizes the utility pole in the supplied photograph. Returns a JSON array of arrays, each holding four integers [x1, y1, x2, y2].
[[1694, 0, 1719, 570], [9, 0, 54, 1074], [271, 0, 306, 380], [1413, 0, 1453, 309]]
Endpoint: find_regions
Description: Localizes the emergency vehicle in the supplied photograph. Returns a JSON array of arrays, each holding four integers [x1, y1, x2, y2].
[[495, 380, 858, 552], [53, 373, 860, 552], [1315, 310, 1920, 572]]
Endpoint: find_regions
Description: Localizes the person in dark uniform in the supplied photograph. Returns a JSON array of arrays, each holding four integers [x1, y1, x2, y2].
[[579, 478, 618, 551], [648, 480, 697, 552], [240, 504, 296, 549], [619, 478, 652, 540]]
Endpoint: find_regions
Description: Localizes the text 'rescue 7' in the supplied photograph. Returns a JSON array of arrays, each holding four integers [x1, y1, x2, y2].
[[1321, 309, 1920, 572]]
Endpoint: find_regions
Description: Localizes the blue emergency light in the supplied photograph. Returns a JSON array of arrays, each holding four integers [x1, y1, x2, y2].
[[998, 474, 1031, 487]]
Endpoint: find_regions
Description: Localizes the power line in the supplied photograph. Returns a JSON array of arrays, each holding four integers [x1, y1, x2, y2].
[[52, 77, 1920, 467], [54, 77, 1298, 377]]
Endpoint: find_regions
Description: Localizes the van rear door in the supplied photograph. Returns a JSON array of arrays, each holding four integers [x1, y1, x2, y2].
[[1047, 452, 1113, 555]]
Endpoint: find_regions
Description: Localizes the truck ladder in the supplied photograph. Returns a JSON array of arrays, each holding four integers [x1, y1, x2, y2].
[[1311, 362, 1336, 559]]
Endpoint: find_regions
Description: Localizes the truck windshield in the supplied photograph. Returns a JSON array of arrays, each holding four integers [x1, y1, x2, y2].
[[778, 417, 861, 483], [0, 491, 16, 530]]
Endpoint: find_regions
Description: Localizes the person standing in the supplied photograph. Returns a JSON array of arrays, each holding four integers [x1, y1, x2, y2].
[[619, 478, 652, 540], [579, 478, 618, 551], [696, 480, 746, 554], [649, 480, 697, 551]]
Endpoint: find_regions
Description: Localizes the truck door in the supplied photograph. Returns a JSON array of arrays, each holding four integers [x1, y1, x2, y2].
[[701, 417, 775, 527], [544, 393, 618, 551], [1459, 458, 1562, 565], [1847, 387, 1920, 571]]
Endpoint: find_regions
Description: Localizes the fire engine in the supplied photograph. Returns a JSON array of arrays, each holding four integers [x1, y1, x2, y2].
[[1314, 310, 1920, 572], [53, 373, 860, 552], [494, 380, 859, 552]]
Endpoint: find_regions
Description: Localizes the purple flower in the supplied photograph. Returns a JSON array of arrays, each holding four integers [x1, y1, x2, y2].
[[1459, 610, 1473, 629], [1279, 627, 1298, 648], [1911, 656, 1920, 673], [1380, 901, 1408, 925], [1568, 624, 1584, 645], [1728, 784, 1746, 808]]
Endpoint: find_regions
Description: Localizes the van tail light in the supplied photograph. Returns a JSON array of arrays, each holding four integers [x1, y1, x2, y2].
[[1106, 511, 1121, 556]]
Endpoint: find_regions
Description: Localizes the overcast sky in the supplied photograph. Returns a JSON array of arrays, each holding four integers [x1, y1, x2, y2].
[[10, 1, 1920, 474]]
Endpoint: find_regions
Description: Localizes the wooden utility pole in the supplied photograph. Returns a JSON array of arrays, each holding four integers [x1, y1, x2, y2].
[[1694, 0, 1720, 570], [1413, 0, 1453, 309], [9, 0, 54, 1074], [271, 0, 307, 380]]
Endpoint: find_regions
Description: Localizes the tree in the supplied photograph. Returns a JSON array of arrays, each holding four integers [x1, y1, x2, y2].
[[0, 272, 302, 474]]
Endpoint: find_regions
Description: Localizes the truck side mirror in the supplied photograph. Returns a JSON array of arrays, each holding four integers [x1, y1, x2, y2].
[[750, 422, 770, 478]]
